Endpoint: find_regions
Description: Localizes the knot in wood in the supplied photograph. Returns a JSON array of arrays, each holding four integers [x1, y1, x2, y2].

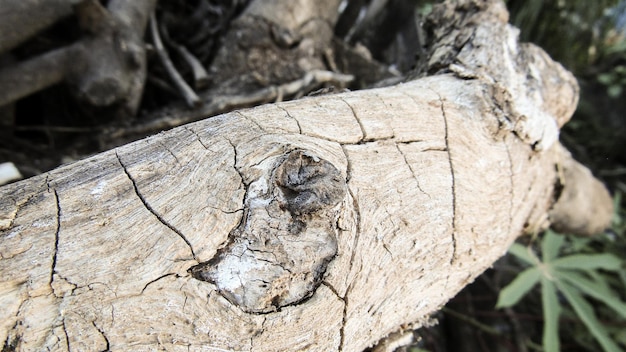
[[189, 149, 346, 313], [275, 150, 345, 215]]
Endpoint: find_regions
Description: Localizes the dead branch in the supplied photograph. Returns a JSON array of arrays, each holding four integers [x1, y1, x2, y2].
[[0, 44, 80, 106], [0, 0, 156, 117], [0, 0, 80, 54], [149, 13, 201, 108]]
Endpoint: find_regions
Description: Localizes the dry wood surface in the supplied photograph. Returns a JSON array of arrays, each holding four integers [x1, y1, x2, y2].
[[0, 0, 613, 351]]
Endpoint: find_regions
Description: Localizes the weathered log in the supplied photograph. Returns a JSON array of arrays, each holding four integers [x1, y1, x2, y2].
[[0, 0, 155, 116], [0, 78, 608, 350], [0, 0, 79, 55], [0, 0, 612, 351]]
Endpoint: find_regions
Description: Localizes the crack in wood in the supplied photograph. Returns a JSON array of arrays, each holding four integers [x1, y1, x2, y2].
[[339, 145, 362, 276], [337, 145, 361, 352], [183, 126, 210, 150], [140, 273, 177, 294], [430, 89, 458, 265], [62, 318, 70, 351], [115, 151, 197, 260], [53, 274, 78, 297], [320, 281, 347, 352], [91, 320, 110, 352], [0, 191, 34, 232], [236, 111, 266, 133], [338, 279, 355, 352], [50, 188, 60, 289], [338, 97, 366, 142], [224, 138, 249, 219], [276, 104, 302, 134], [156, 140, 180, 164], [339, 137, 426, 146], [395, 144, 430, 198], [3, 318, 23, 351]]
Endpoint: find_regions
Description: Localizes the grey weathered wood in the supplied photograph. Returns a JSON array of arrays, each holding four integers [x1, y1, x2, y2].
[[0, 74, 581, 351], [0, 1, 612, 351]]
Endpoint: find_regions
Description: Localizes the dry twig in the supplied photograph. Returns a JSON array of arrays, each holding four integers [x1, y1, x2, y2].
[[150, 13, 201, 108]]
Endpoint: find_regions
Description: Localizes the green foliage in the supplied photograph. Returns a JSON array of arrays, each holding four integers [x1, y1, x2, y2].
[[496, 227, 626, 352], [598, 65, 626, 98], [506, 0, 623, 74]]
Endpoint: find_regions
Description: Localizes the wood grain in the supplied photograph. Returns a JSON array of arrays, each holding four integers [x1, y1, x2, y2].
[[0, 0, 611, 350]]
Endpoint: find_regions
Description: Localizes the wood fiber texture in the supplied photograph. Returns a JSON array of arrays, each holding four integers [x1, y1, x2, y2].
[[1, 0, 608, 350], [1, 75, 566, 351]]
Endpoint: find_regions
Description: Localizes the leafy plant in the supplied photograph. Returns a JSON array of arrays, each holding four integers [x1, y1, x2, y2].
[[598, 65, 626, 98], [496, 230, 626, 352], [506, 0, 621, 74]]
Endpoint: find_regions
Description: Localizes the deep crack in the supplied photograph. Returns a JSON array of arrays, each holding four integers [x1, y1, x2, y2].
[[321, 281, 347, 351], [115, 151, 197, 260], [141, 273, 177, 293], [62, 318, 70, 351], [91, 321, 110, 352], [50, 188, 60, 287], [337, 279, 355, 352]]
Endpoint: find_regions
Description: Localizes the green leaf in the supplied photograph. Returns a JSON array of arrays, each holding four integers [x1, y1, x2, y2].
[[496, 267, 541, 308], [552, 253, 622, 271], [587, 270, 613, 295], [566, 236, 592, 253], [557, 281, 622, 352], [608, 85, 623, 98], [558, 270, 626, 319], [508, 243, 538, 265], [541, 277, 561, 352], [615, 328, 626, 348], [606, 40, 626, 55], [542, 230, 564, 262], [597, 72, 614, 85]]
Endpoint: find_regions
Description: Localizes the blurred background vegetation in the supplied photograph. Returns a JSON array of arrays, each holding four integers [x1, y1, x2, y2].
[[410, 1, 626, 351]]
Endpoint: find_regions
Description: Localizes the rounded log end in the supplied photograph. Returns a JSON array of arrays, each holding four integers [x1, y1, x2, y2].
[[549, 155, 614, 237]]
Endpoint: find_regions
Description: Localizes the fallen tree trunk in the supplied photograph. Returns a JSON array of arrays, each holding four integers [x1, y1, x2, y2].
[[0, 0, 612, 351]]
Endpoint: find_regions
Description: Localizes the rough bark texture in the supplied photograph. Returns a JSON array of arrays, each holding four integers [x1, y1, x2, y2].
[[207, 0, 343, 95], [0, 0, 613, 351]]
